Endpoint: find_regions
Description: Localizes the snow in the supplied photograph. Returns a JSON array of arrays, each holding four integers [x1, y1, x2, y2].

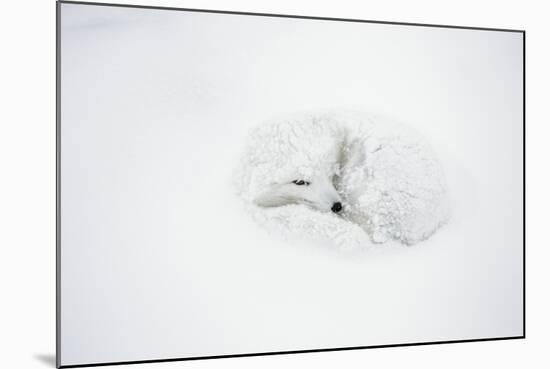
[[59, 3, 523, 366]]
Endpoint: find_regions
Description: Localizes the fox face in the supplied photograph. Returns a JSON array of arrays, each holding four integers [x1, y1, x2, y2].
[[253, 172, 343, 213], [242, 114, 356, 214]]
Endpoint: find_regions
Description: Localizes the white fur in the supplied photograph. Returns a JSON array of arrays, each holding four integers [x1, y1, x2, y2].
[[235, 111, 450, 248]]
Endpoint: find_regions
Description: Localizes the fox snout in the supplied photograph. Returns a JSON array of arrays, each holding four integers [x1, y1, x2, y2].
[[254, 173, 343, 214]]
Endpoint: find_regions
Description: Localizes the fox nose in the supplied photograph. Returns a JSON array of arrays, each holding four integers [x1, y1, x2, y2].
[[331, 202, 342, 213]]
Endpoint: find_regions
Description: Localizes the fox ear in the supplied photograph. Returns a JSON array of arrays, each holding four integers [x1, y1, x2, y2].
[[254, 187, 292, 208], [341, 138, 365, 168]]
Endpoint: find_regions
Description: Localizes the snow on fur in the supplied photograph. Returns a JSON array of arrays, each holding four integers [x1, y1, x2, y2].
[[234, 111, 450, 249]]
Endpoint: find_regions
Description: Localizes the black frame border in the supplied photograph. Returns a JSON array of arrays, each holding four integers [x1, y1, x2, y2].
[[56, 1, 526, 367]]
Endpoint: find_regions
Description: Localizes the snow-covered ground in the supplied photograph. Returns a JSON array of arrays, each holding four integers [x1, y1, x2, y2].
[[60, 3, 523, 366]]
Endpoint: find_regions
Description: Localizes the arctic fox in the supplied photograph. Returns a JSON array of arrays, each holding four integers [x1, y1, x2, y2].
[[236, 111, 450, 245]]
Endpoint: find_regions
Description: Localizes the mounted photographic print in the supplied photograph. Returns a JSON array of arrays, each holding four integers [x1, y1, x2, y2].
[[57, 1, 525, 367]]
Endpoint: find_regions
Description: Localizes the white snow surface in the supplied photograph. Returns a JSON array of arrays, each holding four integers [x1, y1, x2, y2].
[[235, 111, 450, 248], [59, 4, 523, 365]]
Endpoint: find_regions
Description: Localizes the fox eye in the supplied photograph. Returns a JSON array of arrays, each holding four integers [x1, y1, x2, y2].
[[292, 180, 310, 186]]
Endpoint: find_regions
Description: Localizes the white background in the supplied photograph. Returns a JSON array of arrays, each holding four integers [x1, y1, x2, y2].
[[0, 0, 547, 368]]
